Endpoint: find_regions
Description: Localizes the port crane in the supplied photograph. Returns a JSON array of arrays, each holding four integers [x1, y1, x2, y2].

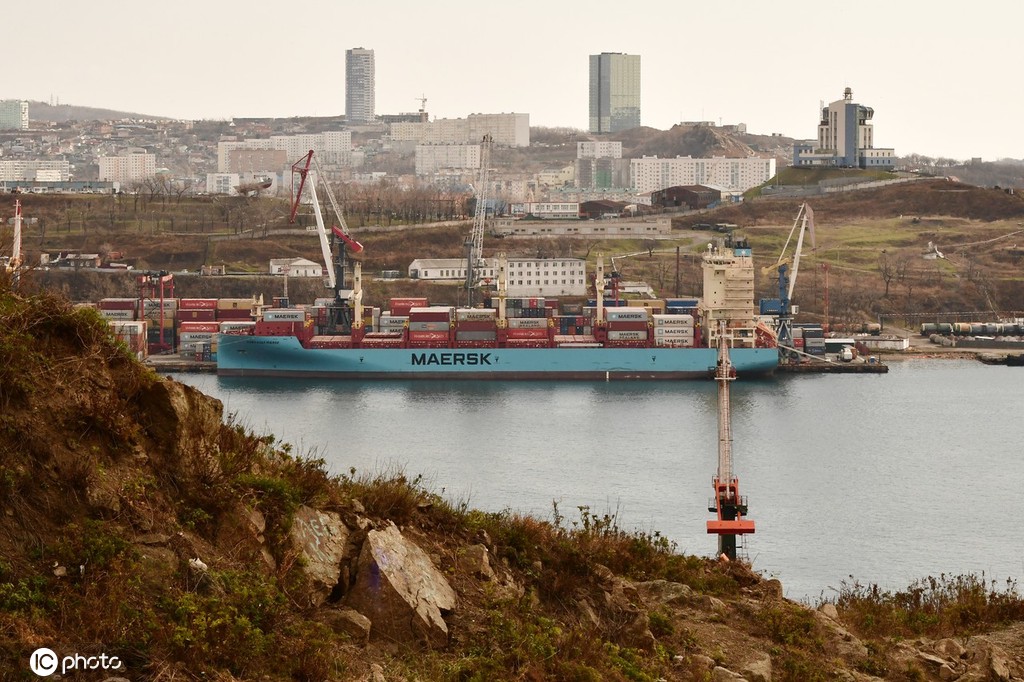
[[290, 150, 364, 331], [706, 320, 755, 560], [761, 202, 816, 355], [464, 134, 493, 307], [3, 199, 23, 286]]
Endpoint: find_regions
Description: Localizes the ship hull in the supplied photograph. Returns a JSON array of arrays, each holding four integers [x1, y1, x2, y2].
[[216, 334, 778, 380]]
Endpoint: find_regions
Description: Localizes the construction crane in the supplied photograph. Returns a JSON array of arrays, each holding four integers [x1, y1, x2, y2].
[[706, 320, 755, 561], [760, 202, 816, 354], [290, 150, 364, 331], [464, 134, 493, 307]]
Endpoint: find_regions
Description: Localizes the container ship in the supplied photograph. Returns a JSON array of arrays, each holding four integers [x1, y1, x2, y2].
[[213, 238, 780, 380]]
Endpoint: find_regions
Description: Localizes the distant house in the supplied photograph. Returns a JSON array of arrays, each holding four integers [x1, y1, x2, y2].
[[269, 258, 323, 277], [651, 185, 721, 210]]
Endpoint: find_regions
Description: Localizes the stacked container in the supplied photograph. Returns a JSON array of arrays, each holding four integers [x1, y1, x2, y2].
[[802, 326, 825, 356], [605, 307, 651, 348], [217, 298, 255, 321], [652, 314, 695, 348], [108, 320, 148, 360], [178, 298, 217, 322], [389, 298, 429, 317], [98, 298, 138, 321], [504, 298, 548, 319], [454, 308, 497, 348], [407, 306, 452, 348]]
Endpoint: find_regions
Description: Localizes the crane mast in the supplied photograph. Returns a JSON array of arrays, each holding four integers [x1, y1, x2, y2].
[[465, 134, 492, 307], [7, 199, 23, 286], [762, 202, 816, 355], [290, 150, 364, 331], [706, 320, 755, 560]]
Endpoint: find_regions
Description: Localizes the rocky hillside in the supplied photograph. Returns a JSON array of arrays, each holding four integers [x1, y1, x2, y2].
[[2, 278, 1024, 681]]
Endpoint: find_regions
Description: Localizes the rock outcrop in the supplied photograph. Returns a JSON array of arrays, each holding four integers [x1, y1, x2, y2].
[[289, 505, 349, 606], [343, 522, 456, 648]]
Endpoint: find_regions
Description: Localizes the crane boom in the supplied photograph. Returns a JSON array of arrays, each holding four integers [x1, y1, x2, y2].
[[464, 134, 492, 305]]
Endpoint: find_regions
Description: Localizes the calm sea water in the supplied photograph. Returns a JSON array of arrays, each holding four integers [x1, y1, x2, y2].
[[176, 359, 1024, 602]]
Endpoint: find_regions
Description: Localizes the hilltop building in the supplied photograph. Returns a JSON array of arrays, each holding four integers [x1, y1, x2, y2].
[[631, 156, 776, 194], [0, 100, 29, 130], [345, 48, 375, 125], [589, 52, 641, 134], [390, 113, 530, 147], [792, 88, 894, 168], [98, 149, 156, 183]]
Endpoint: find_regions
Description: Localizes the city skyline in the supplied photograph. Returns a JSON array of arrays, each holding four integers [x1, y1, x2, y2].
[[4, 0, 1023, 161]]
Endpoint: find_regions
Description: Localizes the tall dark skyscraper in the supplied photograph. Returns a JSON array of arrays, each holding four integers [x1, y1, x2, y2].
[[588, 52, 641, 134], [345, 48, 375, 124]]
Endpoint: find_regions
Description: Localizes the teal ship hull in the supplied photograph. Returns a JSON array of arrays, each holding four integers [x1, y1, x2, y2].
[[216, 334, 779, 380]]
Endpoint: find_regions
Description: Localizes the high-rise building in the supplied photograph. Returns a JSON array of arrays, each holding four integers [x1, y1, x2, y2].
[[588, 53, 641, 134], [345, 48, 375, 124], [0, 100, 29, 130]]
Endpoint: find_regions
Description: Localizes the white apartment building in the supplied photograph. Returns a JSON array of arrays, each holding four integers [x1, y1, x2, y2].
[[577, 141, 622, 159], [217, 131, 353, 172], [407, 257, 586, 297], [98, 150, 156, 183], [630, 156, 776, 194], [0, 159, 71, 182], [414, 144, 481, 175], [390, 113, 530, 147], [0, 100, 29, 130], [206, 173, 240, 195]]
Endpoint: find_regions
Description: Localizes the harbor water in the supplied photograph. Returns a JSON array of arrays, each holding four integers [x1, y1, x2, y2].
[[176, 359, 1024, 602]]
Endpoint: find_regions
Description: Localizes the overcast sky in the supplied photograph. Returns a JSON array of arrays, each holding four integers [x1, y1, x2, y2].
[[6, 0, 1020, 161]]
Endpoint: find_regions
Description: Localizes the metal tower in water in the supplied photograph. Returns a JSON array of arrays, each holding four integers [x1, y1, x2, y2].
[[706, 321, 755, 560]]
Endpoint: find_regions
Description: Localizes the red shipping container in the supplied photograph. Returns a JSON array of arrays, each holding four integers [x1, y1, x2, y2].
[[215, 309, 252, 320], [179, 298, 218, 310], [178, 322, 220, 333], [179, 309, 217, 321], [407, 330, 449, 342], [505, 328, 548, 340], [454, 320, 497, 332], [99, 298, 138, 311], [606, 321, 650, 332]]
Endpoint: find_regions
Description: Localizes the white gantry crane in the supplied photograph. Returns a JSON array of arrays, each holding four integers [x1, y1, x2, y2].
[[464, 134, 493, 307]]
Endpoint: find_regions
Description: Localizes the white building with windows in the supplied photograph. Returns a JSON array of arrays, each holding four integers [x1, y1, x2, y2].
[[0, 100, 29, 130], [217, 131, 352, 172], [0, 159, 71, 182], [414, 144, 481, 175], [390, 113, 529, 147], [630, 156, 776, 194], [269, 258, 323, 277], [792, 88, 895, 168], [577, 141, 622, 159], [407, 257, 586, 297], [98, 149, 156, 183]]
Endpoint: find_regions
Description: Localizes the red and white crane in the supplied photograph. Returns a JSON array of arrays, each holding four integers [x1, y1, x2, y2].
[[289, 150, 364, 330], [706, 320, 755, 560], [5, 199, 23, 285]]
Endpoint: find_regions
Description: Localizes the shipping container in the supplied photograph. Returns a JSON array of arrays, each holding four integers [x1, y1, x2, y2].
[[454, 331, 497, 341], [409, 321, 451, 332], [508, 318, 547, 329], [178, 322, 220, 334], [179, 298, 218, 310], [652, 314, 694, 327], [217, 298, 256, 311], [505, 328, 548, 340], [177, 309, 217, 322], [605, 308, 650, 322], [99, 298, 138, 311], [607, 330, 648, 341], [263, 309, 307, 322]]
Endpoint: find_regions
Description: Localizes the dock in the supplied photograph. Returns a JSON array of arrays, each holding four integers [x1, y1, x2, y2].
[[145, 357, 217, 374], [777, 361, 888, 374]]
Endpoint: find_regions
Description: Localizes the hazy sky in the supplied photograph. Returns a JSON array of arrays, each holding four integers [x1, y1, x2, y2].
[[7, 1, 1021, 161]]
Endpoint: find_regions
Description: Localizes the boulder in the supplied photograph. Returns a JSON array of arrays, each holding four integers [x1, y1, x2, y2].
[[711, 666, 746, 681], [741, 654, 772, 682], [818, 602, 839, 620], [932, 637, 966, 660], [343, 522, 456, 648], [636, 579, 694, 606], [216, 503, 274, 569], [326, 607, 372, 646], [289, 505, 349, 606], [458, 544, 495, 580]]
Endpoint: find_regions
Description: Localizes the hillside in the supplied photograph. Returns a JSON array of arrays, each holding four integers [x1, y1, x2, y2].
[[4, 278, 1024, 680], [26, 100, 167, 123]]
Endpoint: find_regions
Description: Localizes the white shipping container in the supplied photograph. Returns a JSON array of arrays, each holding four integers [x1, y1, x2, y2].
[[654, 338, 694, 347], [652, 314, 694, 327], [379, 315, 408, 327], [653, 327, 694, 336], [508, 318, 546, 329], [219, 321, 256, 332], [100, 309, 135, 321], [143, 299, 178, 312], [263, 309, 307, 322], [605, 308, 650, 322], [179, 332, 215, 343], [607, 330, 648, 341], [456, 308, 497, 321]]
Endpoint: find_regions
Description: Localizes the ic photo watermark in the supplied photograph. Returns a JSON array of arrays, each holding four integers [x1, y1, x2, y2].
[[29, 647, 125, 677]]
